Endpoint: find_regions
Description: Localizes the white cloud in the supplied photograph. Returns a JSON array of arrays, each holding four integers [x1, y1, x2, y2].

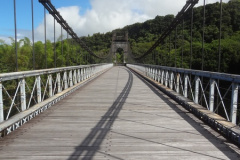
[[0, 36, 12, 44], [5, 0, 230, 43]]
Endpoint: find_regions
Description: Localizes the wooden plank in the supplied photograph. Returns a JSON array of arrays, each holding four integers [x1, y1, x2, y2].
[[0, 66, 239, 159]]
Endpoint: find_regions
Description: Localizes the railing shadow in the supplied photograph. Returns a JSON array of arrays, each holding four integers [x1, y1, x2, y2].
[[67, 68, 133, 160]]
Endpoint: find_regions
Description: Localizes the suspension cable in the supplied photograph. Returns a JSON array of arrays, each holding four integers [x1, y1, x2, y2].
[[39, 0, 108, 60], [14, 0, 18, 71], [218, 0, 223, 72], [31, 0, 35, 70], [202, 0, 206, 71], [134, 0, 199, 60]]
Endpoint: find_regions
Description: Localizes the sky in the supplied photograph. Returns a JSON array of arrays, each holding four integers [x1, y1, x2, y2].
[[0, 0, 229, 44]]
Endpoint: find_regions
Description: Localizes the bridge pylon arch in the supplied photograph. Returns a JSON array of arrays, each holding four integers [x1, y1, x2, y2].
[[110, 31, 131, 64]]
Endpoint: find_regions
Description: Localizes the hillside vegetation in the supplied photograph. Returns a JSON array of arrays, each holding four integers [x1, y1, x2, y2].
[[0, 0, 239, 74]]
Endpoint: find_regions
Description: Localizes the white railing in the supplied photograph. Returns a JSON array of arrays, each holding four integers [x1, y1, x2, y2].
[[127, 64, 240, 125], [0, 64, 113, 123]]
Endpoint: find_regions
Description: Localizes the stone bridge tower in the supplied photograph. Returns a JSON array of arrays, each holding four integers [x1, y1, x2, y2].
[[110, 31, 130, 64]]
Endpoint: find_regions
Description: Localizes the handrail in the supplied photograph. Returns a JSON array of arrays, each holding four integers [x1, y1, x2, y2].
[[0, 64, 106, 82], [127, 64, 239, 125], [135, 64, 240, 83], [0, 64, 113, 125]]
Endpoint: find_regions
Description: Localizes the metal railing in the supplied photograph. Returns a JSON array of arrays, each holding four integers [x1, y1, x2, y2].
[[127, 64, 240, 125], [0, 64, 113, 123]]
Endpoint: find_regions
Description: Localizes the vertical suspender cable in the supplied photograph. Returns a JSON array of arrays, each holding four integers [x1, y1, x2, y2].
[[190, 7, 193, 69], [78, 46, 81, 65], [174, 27, 177, 68], [44, 8, 47, 69], [31, 0, 35, 70], [54, 19, 56, 68], [61, 27, 63, 66], [67, 33, 69, 66], [217, 0, 223, 114], [169, 35, 171, 66], [73, 41, 76, 65], [71, 39, 73, 65], [154, 49, 157, 65], [14, 0, 18, 72], [202, 0, 206, 71], [218, 0, 222, 72], [201, 0, 206, 106], [181, 19, 184, 68]]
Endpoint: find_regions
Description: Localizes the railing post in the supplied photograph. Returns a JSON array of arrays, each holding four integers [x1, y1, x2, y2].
[[84, 68, 86, 80], [161, 70, 164, 84], [147, 67, 150, 77], [57, 73, 61, 93], [87, 68, 89, 79], [157, 69, 161, 82], [77, 69, 80, 83], [170, 72, 174, 90], [230, 83, 238, 124], [89, 67, 91, 78], [165, 71, 169, 87], [194, 76, 200, 104], [48, 74, 53, 97], [154, 68, 157, 81], [20, 78, 26, 111], [91, 67, 94, 77], [146, 67, 149, 77], [69, 70, 73, 87], [89, 67, 92, 77], [155, 69, 158, 81], [209, 79, 215, 112], [64, 71, 68, 90], [82, 69, 84, 81], [145, 67, 148, 77], [80, 69, 82, 81], [149, 67, 151, 78], [184, 74, 188, 98], [36, 76, 41, 103], [74, 70, 77, 85], [152, 68, 155, 80], [176, 73, 180, 93], [93, 66, 96, 75], [152, 68, 154, 79], [0, 82, 4, 122]]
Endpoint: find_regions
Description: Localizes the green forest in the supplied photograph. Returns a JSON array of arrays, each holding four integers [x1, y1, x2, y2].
[[0, 0, 239, 74]]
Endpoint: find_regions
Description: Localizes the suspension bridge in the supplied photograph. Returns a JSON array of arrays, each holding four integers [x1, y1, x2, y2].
[[0, 0, 239, 159]]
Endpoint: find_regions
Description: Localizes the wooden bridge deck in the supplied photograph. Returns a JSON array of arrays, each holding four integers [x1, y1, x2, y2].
[[0, 66, 239, 160]]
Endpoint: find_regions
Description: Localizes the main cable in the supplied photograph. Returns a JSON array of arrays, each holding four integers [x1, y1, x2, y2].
[[134, 0, 199, 60], [39, 0, 109, 60]]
